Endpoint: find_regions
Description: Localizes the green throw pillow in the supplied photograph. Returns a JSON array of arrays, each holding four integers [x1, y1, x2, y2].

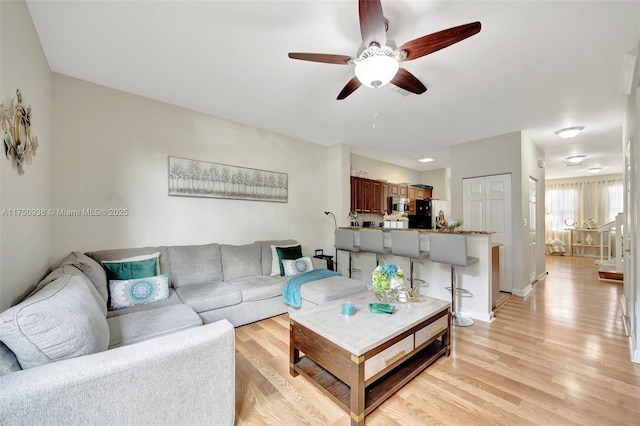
[[276, 245, 303, 276], [102, 257, 158, 280]]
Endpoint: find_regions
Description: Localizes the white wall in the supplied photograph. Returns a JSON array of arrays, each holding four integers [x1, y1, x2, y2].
[[622, 40, 639, 363], [450, 131, 544, 295], [0, 0, 52, 311], [50, 74, 334, 264], [520, 132, 546, 285], [350, 153, 419, 184], [420, 168, 449, 200]]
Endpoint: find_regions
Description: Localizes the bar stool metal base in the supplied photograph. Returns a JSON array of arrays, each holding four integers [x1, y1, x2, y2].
[[451, 312, 474, 327], [449, 264, 474, 327]]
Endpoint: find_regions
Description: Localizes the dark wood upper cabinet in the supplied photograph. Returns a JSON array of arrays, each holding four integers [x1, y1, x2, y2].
[[351, 177, 431, 215]]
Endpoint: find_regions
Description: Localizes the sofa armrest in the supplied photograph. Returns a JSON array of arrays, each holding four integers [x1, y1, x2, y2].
[[0, 320, 235, 425]]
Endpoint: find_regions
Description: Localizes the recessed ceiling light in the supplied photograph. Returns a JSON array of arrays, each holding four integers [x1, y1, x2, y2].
[[587, 167, 602, 174], [565, 155, 586, 164], [555, 126, 584, 139], [418, 157, 434, 163]]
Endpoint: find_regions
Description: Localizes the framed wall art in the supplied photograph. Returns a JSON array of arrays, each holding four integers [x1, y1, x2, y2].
[[168, 156, 288, 203]]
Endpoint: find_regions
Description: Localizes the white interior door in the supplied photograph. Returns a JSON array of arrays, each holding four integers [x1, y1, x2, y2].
[[529, 177, 538, 283], [462, 177, 486, 231], [464, 174, 512, 292]]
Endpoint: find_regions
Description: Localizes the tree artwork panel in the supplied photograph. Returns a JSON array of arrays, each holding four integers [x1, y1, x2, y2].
[[168, 157, 288, 203]]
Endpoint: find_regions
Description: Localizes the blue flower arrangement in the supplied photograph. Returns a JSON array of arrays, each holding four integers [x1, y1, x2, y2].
[[371, 264, 405, 293]]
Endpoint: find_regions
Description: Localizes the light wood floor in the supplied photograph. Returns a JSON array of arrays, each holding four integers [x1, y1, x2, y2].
[[234, 255, 640, 425]]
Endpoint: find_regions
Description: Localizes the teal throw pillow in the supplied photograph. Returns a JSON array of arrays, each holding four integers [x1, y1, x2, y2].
[[276, 245, 303, 276], [102, 257, 157, 280]]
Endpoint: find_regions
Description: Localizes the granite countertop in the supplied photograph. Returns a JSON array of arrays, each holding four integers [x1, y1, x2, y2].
[[339, 226, 493, 235]]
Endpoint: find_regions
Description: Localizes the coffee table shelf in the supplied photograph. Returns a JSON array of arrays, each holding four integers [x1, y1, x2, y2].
[[294, 338, 447, 416], [289, 293, 450, 425]]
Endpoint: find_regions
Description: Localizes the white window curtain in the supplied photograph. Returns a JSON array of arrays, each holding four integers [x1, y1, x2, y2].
[[545, 177, 623, 243]]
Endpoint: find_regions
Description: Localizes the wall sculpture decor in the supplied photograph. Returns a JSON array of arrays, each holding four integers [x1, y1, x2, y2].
[[0, 89, 39, 175], [168, 156, 288, 203]]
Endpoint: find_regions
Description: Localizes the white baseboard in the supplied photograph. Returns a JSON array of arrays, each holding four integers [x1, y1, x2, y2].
[[511, 284, 532, 297]]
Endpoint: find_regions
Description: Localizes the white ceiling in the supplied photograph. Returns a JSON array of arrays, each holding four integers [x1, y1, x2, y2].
[[26, 0, 640, 180]]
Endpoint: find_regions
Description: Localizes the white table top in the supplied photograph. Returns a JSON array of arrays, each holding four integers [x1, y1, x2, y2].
[[289, 292, 450, 356]]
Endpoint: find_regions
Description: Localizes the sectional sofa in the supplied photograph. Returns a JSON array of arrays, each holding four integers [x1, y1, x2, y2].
[[0, 238, 366, 424]]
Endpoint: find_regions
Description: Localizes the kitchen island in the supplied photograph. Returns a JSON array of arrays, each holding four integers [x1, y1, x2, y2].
[[337, 227, 496, 323]]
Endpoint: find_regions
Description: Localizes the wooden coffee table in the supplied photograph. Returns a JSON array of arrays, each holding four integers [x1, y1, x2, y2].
[[289, 291, 450, 425]]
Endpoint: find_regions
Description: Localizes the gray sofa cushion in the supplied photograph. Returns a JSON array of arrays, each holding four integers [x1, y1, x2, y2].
[[255, 239, 298, 276], [107, 304, 202, 349], [86, 246, 171, 284], [175, 282, 242, 313], [227, 275, 285, 302], [220, 243, 262, 281], [0, 274, 109, 369], [168, 244, 223, 287], [0, 341, 21, 376], [299, 276, 367, 305], [60, 252, 109, 303]]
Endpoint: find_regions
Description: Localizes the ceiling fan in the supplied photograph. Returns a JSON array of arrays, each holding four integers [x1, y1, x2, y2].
[[288, 0, 481, 100]]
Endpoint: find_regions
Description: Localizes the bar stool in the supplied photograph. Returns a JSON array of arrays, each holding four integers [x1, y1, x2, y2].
[[428, 233, 478, 327], [334, 229, 361, 278], [358, 229, 391, 267], [390, 230, 429, 291]]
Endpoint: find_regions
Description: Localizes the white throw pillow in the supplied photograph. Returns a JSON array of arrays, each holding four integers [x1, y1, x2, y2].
[[108, 273, 170, 311], [270, 244, 299, 276], [282, 256, 314, 277]]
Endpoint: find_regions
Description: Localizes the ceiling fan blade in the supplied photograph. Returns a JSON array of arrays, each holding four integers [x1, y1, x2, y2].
[[390, 68, 427, 94], [337, 77, 363, 100], [396, 22, 481, 61], [359, 0, 386, 47], [288, 52, 352, 65]]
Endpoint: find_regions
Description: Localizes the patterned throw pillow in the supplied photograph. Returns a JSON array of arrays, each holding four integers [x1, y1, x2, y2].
[[282, 257, 314, 277], [108, 273, 169, 311]]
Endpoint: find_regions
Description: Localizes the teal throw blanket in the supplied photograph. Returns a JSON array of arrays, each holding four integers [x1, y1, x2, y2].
[[283, 269, 342, 308]]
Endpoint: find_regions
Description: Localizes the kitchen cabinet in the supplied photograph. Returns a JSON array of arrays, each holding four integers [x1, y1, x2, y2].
[[350, 176, 377, 213], [390, 184, 408, 197], [381, 182, 390, 214], [351, 179, 431, 215], [371, 181, 382, 214]]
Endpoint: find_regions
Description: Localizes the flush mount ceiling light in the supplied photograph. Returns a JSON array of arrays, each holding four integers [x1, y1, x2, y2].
[[564, 155, 586, 166], [555, 126, 584, 139], [418, 157, 434, 163], [587, 167, 602, 174]]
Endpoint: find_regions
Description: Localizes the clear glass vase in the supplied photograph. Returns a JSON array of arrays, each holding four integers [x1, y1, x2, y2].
[[374, 289, 397, 302]]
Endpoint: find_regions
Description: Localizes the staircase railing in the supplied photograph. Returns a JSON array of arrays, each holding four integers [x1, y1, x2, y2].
[[597, 212, 624, 271]]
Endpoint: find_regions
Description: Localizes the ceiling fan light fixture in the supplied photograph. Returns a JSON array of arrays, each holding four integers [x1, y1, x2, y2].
[[555, 126, 584, 139], [354, 55, 399, 88]]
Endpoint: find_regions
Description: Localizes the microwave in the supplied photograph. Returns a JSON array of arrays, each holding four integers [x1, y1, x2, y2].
[[389, 197, 409, 215]]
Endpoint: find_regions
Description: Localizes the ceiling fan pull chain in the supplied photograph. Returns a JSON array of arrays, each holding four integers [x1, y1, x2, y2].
[[372, 90, 380, 129]]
